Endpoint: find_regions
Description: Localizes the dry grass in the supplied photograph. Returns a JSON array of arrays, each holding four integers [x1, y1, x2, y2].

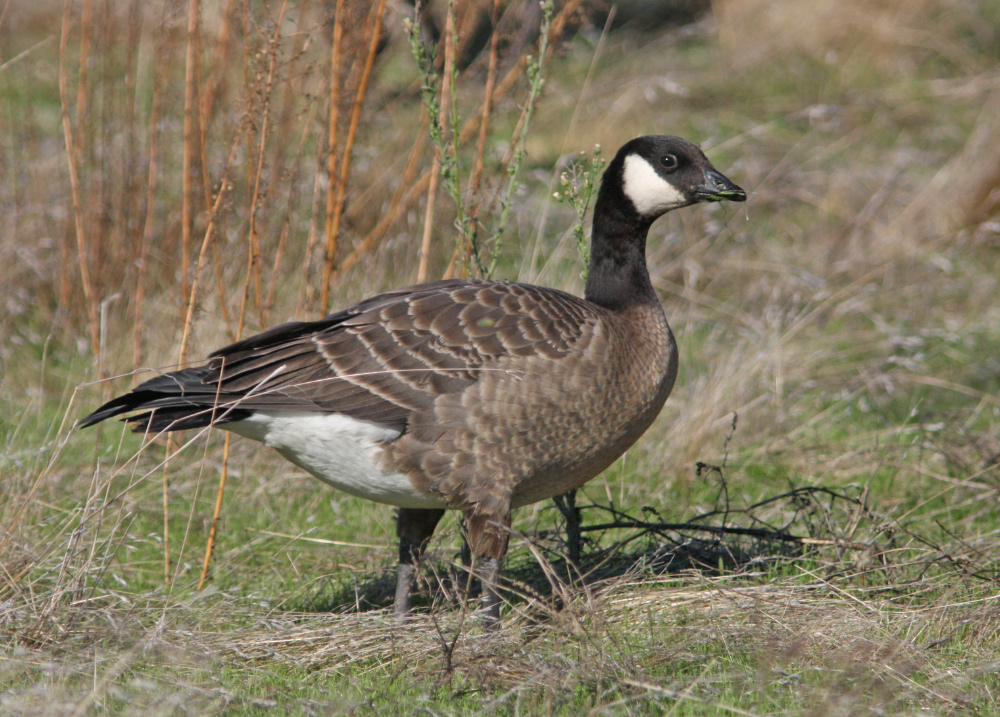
[[2, 0, 1000, 714]]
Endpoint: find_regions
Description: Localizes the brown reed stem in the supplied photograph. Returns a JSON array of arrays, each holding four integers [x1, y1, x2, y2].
[[336, 164, 433, 278], [319, 0, 345, 316], [166, 0, 201, 585], [206, 1, 289, 584], [211, 243, 236, 343], [185, 0, 236, 340], [265, 97, 319, 321], [75, 0, 92, 126], [196, 5, 236, 343], [418, 156, 443, 282], [181, 0, 201, 328], [59, 0, 100, 356], [198, 432, 232, 590], [467, 0, 501, 217], [199, 58, 233, 345], [178, 153, 236, 366], [340, 0, 579, 284], [123, 0, 143, 266], [278, 0, 312, 138], [417, 3, 455, 284], [441, 243, 461, 280], [132, 22, 170, 377], [76, 0, 94, 283], [333, 117, 430, 278], [247, 0, 290, 326], [161, 436, 172, 586], [320, 0, 387, 315], [297, 147, 327, 320], [201, 0, 237, 132]]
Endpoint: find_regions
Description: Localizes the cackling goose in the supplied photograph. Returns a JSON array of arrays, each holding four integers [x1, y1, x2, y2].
[[81, 135, 746, 626]]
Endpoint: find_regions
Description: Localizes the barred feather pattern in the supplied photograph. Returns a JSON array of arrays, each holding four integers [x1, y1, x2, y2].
[[83, 278, 677, 553]]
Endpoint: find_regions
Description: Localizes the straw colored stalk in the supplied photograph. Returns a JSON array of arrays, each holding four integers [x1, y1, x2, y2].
[[318, 0, 345, 318], [263, 97, 321, 323], [181, 0, 201, 328], [466, 0, 502, 215], [199, 0, 290, 586], [59, 0, 100, 356], [236, 0, 291, 335], [417, 4, 456, 284], [132, 19, 171, 377], [320, 0, 388, 315]]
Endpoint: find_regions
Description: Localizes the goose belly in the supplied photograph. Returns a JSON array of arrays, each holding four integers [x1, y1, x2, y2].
[[228, 411, 447, 509]]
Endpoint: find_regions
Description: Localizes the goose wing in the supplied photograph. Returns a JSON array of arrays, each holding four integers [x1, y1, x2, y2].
[[81, 279, 599, 432]]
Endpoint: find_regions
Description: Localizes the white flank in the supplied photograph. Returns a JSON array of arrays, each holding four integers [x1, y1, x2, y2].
[[622, 154, 687, 217], [228, 411, 447, 509]]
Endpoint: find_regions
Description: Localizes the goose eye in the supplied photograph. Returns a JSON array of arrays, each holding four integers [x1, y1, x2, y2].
[[659, 154, 678, 171]]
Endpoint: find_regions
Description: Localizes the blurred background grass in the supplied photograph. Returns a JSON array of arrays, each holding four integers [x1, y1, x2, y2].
[[2, 0, 1000, 714]]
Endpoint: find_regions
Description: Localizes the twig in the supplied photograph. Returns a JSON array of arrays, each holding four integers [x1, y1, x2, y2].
[[576, 518, 869, 551], [200, 1, 237, 342], [250, 0, 290, 323], [334, 145, 433, 277]]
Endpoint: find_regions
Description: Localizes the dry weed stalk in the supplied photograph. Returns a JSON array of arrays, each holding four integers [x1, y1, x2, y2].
[[337, 0, 582, 281], [196, 0, 296, 585], [180, 0, 201, 325], [416, 3, 456, 284], [132, 10, 173, 378], [201, 0, 238, 130], [59, 0, 100, 356], [320, 0, 388, 315], [466, 0, 502, 218], [263, 97, 321, 322], [319, 0, 346, 316]]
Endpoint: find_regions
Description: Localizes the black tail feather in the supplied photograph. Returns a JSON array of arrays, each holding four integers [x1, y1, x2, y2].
[[78, 366, 251, 433]]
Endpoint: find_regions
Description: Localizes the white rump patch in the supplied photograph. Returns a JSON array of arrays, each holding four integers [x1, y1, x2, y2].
[[622, 154, 687, 217], [228, 411, 446, 509]]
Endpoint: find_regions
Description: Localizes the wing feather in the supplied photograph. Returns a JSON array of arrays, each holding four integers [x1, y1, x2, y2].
[[80, 279, 603, 433]]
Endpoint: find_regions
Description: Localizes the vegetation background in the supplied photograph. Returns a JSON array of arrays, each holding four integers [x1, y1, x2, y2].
[[2, 0, 1000, 714]]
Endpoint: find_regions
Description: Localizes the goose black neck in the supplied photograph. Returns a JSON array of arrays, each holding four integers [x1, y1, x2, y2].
[[584, 184, 658, 312]]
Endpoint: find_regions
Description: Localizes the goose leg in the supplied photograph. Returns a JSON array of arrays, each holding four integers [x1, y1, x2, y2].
[[465, 502, 512, 630], [394, 508, 445, 623], [476, 557, 503, 628]]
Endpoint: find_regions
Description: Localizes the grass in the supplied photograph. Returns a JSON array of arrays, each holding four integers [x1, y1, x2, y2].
[[3, 0, 1000, 714]]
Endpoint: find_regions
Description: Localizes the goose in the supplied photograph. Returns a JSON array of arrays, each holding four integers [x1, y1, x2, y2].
[[81, 135, 746, 626]]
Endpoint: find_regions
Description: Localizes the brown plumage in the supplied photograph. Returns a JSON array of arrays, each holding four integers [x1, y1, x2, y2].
[[81, 135, 746, 626]]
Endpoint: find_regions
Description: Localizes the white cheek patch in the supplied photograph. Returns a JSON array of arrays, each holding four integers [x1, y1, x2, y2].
[[622, 154, 687, 217]]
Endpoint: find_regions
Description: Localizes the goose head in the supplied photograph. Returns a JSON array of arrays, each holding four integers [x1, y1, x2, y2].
[[608, 135, 746, 221]]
